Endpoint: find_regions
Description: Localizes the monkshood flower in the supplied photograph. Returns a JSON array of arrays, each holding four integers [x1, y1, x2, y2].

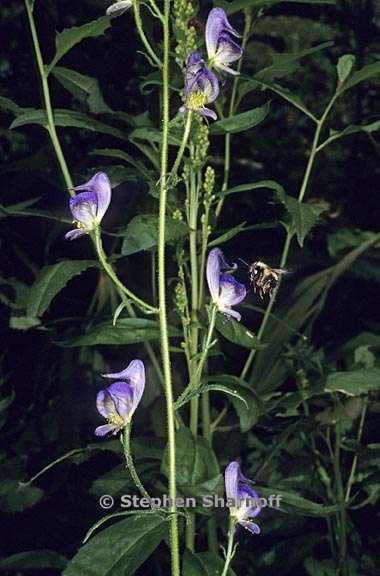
[[95, 359, 145, 436], [225, 461, 261, 535], [179, 52, 219, 120], [106, 0, 132, 16], [206, 8, 243, 75], [206, 248, 246, 321], [65, 172, 111, 240]]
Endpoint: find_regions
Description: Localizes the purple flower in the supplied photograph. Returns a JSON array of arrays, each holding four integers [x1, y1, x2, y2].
[[106, 0, 132, 16], [95, 359, 145, 437], [180, 52, 220, 120], [206, 8, 243, 75], [225, 461, 261, 535], [65, 172, 111, 240], [206, 248, 246, 321]]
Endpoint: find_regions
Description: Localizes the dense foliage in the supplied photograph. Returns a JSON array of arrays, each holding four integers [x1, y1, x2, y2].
[[0, 1, 379, 575]]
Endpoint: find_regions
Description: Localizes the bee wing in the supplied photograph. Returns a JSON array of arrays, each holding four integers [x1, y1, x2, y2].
[[272, 268, 290, 275]]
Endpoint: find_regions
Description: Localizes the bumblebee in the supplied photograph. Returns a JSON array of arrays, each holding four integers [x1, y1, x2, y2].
[[248, 261, 287, 299]]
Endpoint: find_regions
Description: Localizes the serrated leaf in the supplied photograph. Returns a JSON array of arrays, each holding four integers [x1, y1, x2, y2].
[[121, 214, 188, 256], [60, 318, 179, 347], [325, 369, 380, 396], [215, 315, 265, 349], [47, 16, 112, 74], [283, 196, 325, 246], [337, 54, 355, 85], [211, 102, 270, 135], [26, 260, 95, 318], [62, 515, 167, 576]]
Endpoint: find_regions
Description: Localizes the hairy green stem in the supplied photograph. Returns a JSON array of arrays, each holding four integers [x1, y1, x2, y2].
[[93, 228, 158, 313], [123, 423, 151, 499], [24, 0, 73, 193], [170, 111, 193, 182], [333, 416, 348, 576], [221, 519, 236, 576], [158, 0, 181, 572], [133, 0, 163, 68], [240, 92, 339, 380]]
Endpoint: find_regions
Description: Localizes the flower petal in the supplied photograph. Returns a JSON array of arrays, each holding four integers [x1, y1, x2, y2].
[[215, 34, 243, 67], [95, 424, 117, 436], [96, 389, 117, 419], [102, 360, 145, 417], [69, 191, 97, 227], [106, 0, 132, 16], [240, 520, 261, 535], [93, 172, 112, 223], [219, 274, 247, 307], [64, 228, 87, 241], [219, 307, 242, 322], [225, 461, 240, 502], [197, 107, 218, 121], [207, 248, 222, 301], [206, 8, 240, 60], [107, 381, 134, 420]]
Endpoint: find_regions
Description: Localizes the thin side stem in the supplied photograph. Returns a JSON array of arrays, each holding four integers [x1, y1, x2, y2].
[[123, 423, 151, 500], [93, 228, 158, 314], [333, 417, 348, 576], [24, 0, 73, 193], [133, 0, 163, 68], [158, 0, 181, 572], [170, 111, 193, 182], [221, 519, 236, 576]]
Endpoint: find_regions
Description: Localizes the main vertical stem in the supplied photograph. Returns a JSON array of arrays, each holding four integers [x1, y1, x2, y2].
[[158, 1, 180, 574]]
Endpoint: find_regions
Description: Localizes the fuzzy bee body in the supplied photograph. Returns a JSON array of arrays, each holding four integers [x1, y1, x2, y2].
[[248, 260, 286, 299]]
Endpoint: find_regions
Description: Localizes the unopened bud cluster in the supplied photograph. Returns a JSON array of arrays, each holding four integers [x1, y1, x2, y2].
[[174, 0, 197, 68]]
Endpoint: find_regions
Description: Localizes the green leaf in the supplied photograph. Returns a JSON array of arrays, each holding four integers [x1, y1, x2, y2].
[[253, 81, 318, 122], [283, 196, 325, 246], [183, 550, 237, 575], [0, 550, 67, 572], [215, 315, 265, 349], [175, 379, 250, 411], [62, 514, 167, 576], [61, 319, 180, 347], [208, 222, 247, 247], [205, 375, 262, 432], [337, 54, 355, 85], [211, 102, 270, 135], [91, 148, 152, 180], [254, 485, 338, 517], [10, 109, 128, 140], [327, 228, 377, 258], [52, 66, 112, 114], [325, 368, 380, 396], [318, 120, 380, 150], [9, 316, 41, 330], [26, 260, 95, 318], [47, 16, 112, 74], [121, 214, 188, 255], [222, 179, 285, 198], [161, 427, 219, 489], [339, 61, 380, 93]]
